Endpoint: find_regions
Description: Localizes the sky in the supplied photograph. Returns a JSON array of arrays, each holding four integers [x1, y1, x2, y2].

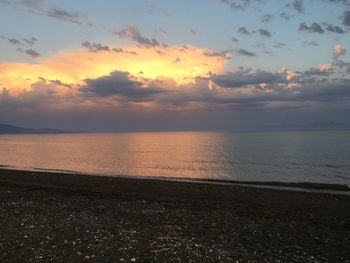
[[0, 0, 349, 131]]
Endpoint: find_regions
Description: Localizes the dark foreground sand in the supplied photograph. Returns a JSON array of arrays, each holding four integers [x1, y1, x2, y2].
[[0, 169, 349, 262]]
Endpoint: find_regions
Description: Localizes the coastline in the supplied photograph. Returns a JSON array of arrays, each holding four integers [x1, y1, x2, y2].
[[0, 166, 349, 194], [0, 168, 350, 262]]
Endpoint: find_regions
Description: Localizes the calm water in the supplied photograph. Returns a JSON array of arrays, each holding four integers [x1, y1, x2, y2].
[[0, 131, 349, 185]]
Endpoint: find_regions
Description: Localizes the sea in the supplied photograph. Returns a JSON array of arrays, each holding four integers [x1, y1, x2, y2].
[[0, 130, 349, 186]]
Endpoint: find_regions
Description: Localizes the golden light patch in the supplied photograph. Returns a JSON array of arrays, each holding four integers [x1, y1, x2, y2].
[[0, 44, 228, 95]]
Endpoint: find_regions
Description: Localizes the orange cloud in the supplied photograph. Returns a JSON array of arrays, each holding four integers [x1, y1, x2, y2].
[[0, 44, 228, 95]]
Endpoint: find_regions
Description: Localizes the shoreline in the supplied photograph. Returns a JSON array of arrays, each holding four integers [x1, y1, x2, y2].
[[1, 168, 350, 261], [0, 166, 349, 195]]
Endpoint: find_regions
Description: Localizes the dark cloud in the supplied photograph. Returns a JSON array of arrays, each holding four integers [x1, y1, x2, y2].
[[235, 48, 256, 57], [7, 38, 21, 45], [334, 60, 350, 73], [18, 0, 46, 10], [190, 29, 197, 35], [0, 0, 92, 26], [324, 23, 346, 34], [16, 48, 40, 58], [208, 69, 350, 107], [237, 26, 254, 36], [0, 0, 46, 11], [280, 12, 291, 20], [2, 67, 350, 131], [117, 23, 159, 47], [231, 37, 239, 43], [261, 14, 274, 23], [299, 22, 345, 34], [47, 8, 86, 25], [33, 4, 91, 26], [1, 36, 22, 45], [82, 71, 166, 101], [274, 42, 285, 48], [299, 22, 324, 33], [292, 0, 304, 12], [303, 40, 319, 46], [1, 35, 38, 46], [343, 11, 350, 26], [296, 80, 350, 102], [258, 28, 272, 38], [298, 67, 332, 76], [1, 35, 40, 57], [322, 0, 350, 5], [82, 41, 110, 52], [211, 70, 283, 88], [22, 37, 37, 45], [81, 41, 138, 55], [217, 0, 262, 11]]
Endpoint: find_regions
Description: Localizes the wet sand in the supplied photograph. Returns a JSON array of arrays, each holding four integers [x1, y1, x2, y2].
[[0, 169, 349, 262]]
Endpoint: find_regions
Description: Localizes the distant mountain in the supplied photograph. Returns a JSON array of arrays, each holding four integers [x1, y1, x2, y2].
[[0, 123, 66, 134]]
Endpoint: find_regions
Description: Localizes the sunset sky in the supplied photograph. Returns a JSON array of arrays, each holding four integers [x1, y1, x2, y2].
[[0, 0, 349, 131]]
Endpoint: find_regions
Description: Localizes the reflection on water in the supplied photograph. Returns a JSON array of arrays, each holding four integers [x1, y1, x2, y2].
[[0, 131, 349, 184]]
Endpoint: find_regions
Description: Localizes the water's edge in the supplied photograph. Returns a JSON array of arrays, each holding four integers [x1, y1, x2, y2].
[[0, 165, 349, 196]]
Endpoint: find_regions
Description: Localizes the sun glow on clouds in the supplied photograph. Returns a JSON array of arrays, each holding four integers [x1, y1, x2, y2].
[[0, 44, 228, 95]]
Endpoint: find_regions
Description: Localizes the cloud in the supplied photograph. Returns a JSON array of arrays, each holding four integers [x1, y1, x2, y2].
[[280, 12, 291, 20], [343, 11, 350, 26], [299, 22, 345, 34], [0, 43, 228, 98], [258, 29, 272, 38], [235, 48, 256, 57], [18, 0, 46, 10], [1, 35, 38, 46], [7, 38, 21, 45], [1, 36, 22, 45], [81, 71, 167, 101], [82, 41, 138, 55], [261, 14, 274, 23], [81, 42, 110, 52], [46, 8, 93, 26], [319, 64, 332, 72], [231, 37, 239, 43], [0, 0, 47, 11], [324, 23, 346, 34], [1, 55, 350, 130], [274, 42, 285, 48], [0, 78, 71, 112], [211, 70, 284, 88], [300, 67, 332, 76], [333, 44, 346, 60], [237, 26, 254, 36], [321, 0, 350, 5], [303, 40, 319, 46], [203, 50, 231, 59], [16, 48, 40, 58], [299, 22, 324, 33], [0, 1, 92, 26], [22, 37, 37, 45], [117, 23, 159, 47], [217, 0, 261, 11], [46, 8, 89, 25], [292, 0, 304, 12]]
